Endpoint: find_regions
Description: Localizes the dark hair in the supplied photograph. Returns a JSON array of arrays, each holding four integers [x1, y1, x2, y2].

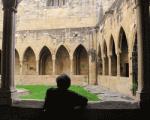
[[56, 74, 71, 90]]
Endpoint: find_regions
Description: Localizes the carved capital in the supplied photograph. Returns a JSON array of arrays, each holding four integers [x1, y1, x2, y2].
[[2, 0, 19, 12]]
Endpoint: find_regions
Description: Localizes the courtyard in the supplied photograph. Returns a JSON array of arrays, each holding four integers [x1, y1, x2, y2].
[[0, 0, 150, 120]]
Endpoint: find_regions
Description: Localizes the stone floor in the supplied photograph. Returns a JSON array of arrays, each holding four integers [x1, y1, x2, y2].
[[83, 85, 135, 102], [83, 85, 139, 109]]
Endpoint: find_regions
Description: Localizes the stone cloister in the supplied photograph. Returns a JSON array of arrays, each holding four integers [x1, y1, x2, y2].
[[0, 0, 150, 119]]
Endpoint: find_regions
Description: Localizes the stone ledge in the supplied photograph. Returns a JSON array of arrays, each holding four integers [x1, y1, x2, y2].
[[12, 99, 139, 109]]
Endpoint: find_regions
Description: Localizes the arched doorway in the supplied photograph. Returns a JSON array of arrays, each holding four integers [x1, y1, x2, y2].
[[22, 47, 36, 75], [110, 36, 117, 76], [73, 45, 89, 75], [132, 34, 138, 95], [98, 45, 102, 75], [119, 28, 129, 77], [103, 41, 108, 75], [39, 46, 52, 75], [56, 45, 70, 74], [15, 50, 20, 75]]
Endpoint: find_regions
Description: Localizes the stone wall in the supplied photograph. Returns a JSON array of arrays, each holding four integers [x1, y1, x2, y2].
[[15, 75, 88, 86], [98, 75, 132, 96], [96, 0, 137, 96], [16, 0, 97, 30], [0, 105, 146, 120]]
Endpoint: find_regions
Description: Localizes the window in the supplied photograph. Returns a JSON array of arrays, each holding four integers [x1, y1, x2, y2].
[[47, 0, 66, 7]]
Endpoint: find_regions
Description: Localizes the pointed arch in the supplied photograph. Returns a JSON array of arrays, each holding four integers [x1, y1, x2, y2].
[[109, 35, 116, 54], [56, 45, 70, 74], [118, 27, 128, 51], [103, 40, 107, 56], [98, 44, 102, 75], [132, 33, 138, 95], [55, 44, 70, 55], [103, 40, 108, 75], [118, 27, 129, 77], [109, 36, 117, 76], [22, 47, 36, 75], [15, 49, 20, 75], [73, 44, 89, 75], [39, 46, 52, 75]]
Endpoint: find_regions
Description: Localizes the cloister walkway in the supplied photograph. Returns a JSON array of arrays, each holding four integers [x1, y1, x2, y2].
[[83, 85, 139, 109]]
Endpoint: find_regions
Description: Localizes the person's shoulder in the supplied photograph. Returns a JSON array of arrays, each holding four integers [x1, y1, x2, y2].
[[68, 90, 88, 99], [67, 89, 81, 96], [47, 87, 57, 92]]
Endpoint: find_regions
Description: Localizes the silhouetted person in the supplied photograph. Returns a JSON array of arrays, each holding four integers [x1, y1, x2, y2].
[[43, 74, 88, 120]]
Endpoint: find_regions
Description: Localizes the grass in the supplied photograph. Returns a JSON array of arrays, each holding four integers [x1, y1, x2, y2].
[[16, 85, 100, 101]]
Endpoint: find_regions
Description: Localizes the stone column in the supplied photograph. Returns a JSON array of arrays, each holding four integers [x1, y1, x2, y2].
[[36, 60, 39, 75], [70, 55, 73, 75], [117, 52, 121, 77], [20, 60, 23, 75], [0, 0, 19, 105], [89, 49, 97, 85], [136, 0, 150, 109], [52, 55, 56, 75], [88, 28, 97, 85], [108, 55, 112, 76], [128, 51, 132, 81], [102, 56, 105, 75]]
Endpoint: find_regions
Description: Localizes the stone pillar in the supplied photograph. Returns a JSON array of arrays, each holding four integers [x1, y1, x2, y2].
[[52, 55, 56, 75], [20, 60, 23, 75], [102, 56, 105, 75], [136, 0, 150, 109], [89, 49, 97, 85], [0, 0, 19, 105], [70, 55, 73, 75], [36, 60, 39, 75], [117, 52, 121, 77], [129, 51, 133, 81], [88, 28, 97, 85], [108, 55, 112, 76]]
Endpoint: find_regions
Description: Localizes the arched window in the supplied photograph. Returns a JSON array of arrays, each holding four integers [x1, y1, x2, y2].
[[103, 41, 108, 75], [98, 45, 102, 75], [22, 47, 36, 75], [73, 45, 89, 75], [39, 46, 52, 75], [56, 45, 70, 74], [119, 27, 129, 77], [132, 34, 138, 95], [109, 36, 117, 76]]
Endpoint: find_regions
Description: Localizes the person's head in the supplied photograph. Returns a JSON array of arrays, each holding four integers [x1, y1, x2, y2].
[[56, 74, 71, 90]]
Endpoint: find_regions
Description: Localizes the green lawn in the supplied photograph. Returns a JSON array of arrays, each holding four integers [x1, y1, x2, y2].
[[17, 85, 100, 101]]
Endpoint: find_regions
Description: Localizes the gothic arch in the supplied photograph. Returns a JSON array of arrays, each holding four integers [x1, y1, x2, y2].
[[132, 33, 138, 95], [15, 49, 20, 75], [109, 35, 117, 55], [118, 27, 129, 77], [56, 45, 70, 74], [103, 40, 108, 75], [39, 46, 52, 75], [109, 36, 117, 76], [73, 44, 89, 75], [22, 47, 36, 75], [98, 44, 102, 75], [55, 44, 70, 55]]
